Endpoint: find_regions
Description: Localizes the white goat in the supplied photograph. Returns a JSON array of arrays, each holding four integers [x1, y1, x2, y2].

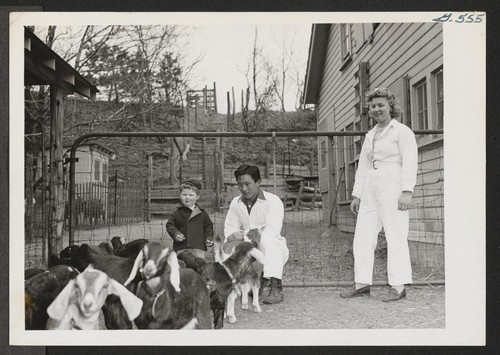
[[46, 264, 143, 330]]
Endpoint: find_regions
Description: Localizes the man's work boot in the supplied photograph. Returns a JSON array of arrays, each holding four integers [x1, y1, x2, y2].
[[259, 276, 270, 298], [262, 277, 284, 304]]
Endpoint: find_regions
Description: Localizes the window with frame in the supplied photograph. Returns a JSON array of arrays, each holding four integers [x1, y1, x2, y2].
[[434, 68, 444, 129], [410, 64, 444, 133], [94, 159, 101, 181], [102, 163, 108, 182], [414, 80, 428, 130], [340, 24, 352, 65]]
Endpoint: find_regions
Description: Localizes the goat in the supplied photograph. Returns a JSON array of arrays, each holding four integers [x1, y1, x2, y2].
[[49, 242, 113, 269], [25, 265, 80, 330], [51, 243, 143, 329], [198, 240, 266, 329], [110, 236, 149, 259], [25, 268, 45, 280], [124, 242, 212, 329], [46, 264, 143, 330], [176, 249, 206, 273]]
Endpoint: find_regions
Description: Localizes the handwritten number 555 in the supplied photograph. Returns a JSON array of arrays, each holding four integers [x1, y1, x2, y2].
[[433, 13, 484, 23]]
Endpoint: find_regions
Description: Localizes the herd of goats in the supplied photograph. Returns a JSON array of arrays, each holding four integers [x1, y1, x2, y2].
[[25, 229, 266, 330]]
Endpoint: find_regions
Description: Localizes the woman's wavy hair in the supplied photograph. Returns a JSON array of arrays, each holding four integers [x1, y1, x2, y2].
[[366, 87, 402, 119]]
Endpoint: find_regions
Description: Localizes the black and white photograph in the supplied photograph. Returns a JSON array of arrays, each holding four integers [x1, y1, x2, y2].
[[9, 11, 485, 346]]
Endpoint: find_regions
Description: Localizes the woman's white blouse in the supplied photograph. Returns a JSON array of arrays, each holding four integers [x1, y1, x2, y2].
[[352, 119, 418, 199]]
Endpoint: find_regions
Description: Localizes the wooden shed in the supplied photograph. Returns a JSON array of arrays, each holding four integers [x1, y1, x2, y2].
[[25, 27, 99, 259], [303, 23, 444, 245]]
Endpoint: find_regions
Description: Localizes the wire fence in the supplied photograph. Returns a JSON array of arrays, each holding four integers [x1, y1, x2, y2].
[[24, 131, 444, 285]]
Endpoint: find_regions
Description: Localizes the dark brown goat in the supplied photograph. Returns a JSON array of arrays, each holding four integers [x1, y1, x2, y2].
[[124, 242, 211, 329], [110, 236, 149, 259], [25, 265, 80, 330]]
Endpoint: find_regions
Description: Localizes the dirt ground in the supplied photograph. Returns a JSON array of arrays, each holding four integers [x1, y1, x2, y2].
[[222, 285, 445, 329]]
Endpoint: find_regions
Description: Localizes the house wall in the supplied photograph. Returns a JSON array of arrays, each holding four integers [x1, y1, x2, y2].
[[315, 22, 444, 243], [73, 146, 109, 185]]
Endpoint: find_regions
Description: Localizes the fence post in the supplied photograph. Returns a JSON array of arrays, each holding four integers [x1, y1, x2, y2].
[[272, 132, 277, 195], [202, 138, 206, 188], [310, 150, 314, 176], [147, 154, 152, 222], [195, 96, 198, 127], [327, 136, 337, 225], [113, 170, 118, 225]]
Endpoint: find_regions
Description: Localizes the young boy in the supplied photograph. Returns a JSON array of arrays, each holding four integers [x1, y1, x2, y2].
[[166, 180, 214, 262]]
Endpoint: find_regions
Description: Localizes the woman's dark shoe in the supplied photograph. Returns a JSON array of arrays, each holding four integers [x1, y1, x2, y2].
[[382, 288, 406, 302], [340, 285, 371, 298]]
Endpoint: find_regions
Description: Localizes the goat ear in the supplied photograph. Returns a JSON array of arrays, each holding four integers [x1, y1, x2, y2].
[[46, 279, 76, 320], [248, 247, 267, 265], [124, 246, 146, 286], [167, 250, 181, 292], [180, 318, 198, 329], [108, 278, 143, 321]]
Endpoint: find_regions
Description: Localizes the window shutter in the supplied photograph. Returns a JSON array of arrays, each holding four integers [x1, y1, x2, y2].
[[389, 75, 411, 127]]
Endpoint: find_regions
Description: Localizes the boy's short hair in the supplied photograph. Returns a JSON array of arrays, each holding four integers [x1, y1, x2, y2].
[[234, 164, 261, 183], [180, 179, 201, 195]]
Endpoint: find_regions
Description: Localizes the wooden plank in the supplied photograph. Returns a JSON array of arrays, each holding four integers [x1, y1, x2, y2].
[[293, 181, 304, 211], [419, 156, 444, 172], [421, 147, 444, 163]]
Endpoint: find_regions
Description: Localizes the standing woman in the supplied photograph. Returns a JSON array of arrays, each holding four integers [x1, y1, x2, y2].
[[340, 87, 418, 302]]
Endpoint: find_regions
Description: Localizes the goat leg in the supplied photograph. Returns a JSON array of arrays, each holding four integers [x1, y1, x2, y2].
[[225, 290, 238, 324], [251, 284, 262, 313], [240, 282, 250, 310]]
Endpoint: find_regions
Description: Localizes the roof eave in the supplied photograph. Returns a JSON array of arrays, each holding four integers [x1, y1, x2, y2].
[[303, 24, 330, 105], [24, 27, 99, 100]]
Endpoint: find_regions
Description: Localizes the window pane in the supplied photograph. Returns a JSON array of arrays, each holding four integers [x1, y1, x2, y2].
[[103, 163, 108, 182], [415, 81, 428, 129], [94, 160, 100, 181], [435, 69, 444, 129], [340, 24, 351, 60]]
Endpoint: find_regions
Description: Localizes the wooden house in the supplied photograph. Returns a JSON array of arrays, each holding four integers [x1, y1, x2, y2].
[[303, 23, 444, 246], [66, 143, 115, 185]]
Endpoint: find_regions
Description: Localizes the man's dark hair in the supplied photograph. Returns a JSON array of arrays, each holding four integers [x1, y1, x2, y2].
[[234, 164, 261, 182]]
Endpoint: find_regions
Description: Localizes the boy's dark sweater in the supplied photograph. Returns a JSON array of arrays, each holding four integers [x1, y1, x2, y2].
[[166, 205, 214, 252]]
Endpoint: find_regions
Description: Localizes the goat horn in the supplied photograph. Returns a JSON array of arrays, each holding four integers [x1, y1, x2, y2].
[[167, 250, 181, 292]]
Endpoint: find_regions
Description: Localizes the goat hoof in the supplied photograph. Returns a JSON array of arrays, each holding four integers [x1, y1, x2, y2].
[[227, 315, 237, 324], [254, 305, 262, 313], [241, 303, 249, 310]]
